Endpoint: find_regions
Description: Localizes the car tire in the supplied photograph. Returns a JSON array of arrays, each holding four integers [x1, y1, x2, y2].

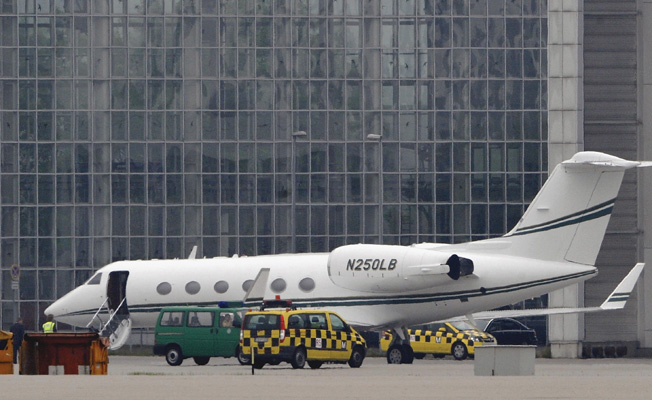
[[348, 346, 365, 368], [290, 347, 307, 369], [452, 342, 468, 361], [193, 356, 210, 366], [414, 353, 426, 360], [236, 346, 250, 365], [308, 360, 323, 369], [401, 344, 414, 364], [253, 359, 265, 369], [165, 345, 183, 366], [386, 345, 403, 364]]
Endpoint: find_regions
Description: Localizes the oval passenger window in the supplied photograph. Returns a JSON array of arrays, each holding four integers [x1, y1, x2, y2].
[[185, 281, 201, 295], [270, 278, 287, 293], [299, 277, 315, 292], [242, 280, 254, 292], [214, 280, 229, 294], [157, 282, 172, 295]]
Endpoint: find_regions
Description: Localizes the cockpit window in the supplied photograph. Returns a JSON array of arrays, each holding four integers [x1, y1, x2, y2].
[[87, 273, 102, 285]]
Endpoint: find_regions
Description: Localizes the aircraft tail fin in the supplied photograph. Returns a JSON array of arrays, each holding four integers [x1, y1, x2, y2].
[[499, 152, 652, 265]]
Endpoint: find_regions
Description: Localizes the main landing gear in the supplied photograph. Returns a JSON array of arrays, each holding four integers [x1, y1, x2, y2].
[[386, 327, 414, 364]]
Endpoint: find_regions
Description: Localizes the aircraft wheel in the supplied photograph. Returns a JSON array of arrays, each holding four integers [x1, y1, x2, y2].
[[165, 345, 183, 366], [236, 346, 250, 365], [386, 345, 403, 364], [193, 356, 210, 366], [290, 347, 307, 369], [348, 346, 365, 368], [452, 342, 468, 361], [401, 344, 414, 364], [308, 360, 323, 369]]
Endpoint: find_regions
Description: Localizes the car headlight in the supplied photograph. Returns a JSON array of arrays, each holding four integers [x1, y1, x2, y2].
[[470, 336, 481, 342]]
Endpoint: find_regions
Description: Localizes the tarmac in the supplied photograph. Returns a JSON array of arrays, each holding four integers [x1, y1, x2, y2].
[[3, 356, 652, 399]]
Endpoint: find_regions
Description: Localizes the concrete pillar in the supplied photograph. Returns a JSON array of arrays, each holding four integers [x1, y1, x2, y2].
[[547, 0, 584, 358], [639, 0, 652, 349]]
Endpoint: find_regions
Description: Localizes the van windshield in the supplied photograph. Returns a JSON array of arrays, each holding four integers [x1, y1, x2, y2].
[[243, 314, 280, 330]]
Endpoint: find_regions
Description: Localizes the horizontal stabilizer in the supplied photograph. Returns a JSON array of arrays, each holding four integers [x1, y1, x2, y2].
[[599, 263, 645, 310], [445, 263, 645, 322]]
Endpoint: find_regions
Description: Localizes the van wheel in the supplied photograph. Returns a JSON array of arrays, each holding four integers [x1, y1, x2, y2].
[[193, 356, 210, 366], [386, 345, 403, 364], [452, 342, 468, 360], [348, 346, 365, 368], [308, 360, 323, 369], [401, 344, 414, 364], [165, 345, 183, 366], [236, 346, 250, 365], [290, 347, 307, 369]]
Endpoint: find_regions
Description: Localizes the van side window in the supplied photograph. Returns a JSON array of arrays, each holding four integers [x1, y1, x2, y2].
[[308, 313, 327, 330], [188, 311, 213, 327], [160, 311, 184, 327], [287, 314, 306, 329], [329, 314, 346, 331], [244, 314, 280, 330], [220, 312, 234, 327]]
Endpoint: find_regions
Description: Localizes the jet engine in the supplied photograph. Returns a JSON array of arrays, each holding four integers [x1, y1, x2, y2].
[[327, 244, 474, 293]]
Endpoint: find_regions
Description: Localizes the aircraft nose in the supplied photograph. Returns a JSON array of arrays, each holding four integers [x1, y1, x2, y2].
[[44, 299, 63, 318]]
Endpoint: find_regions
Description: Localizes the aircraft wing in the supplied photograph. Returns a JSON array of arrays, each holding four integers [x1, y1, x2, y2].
[[243, 268, 270, 304], [445, 263, 645, 322]]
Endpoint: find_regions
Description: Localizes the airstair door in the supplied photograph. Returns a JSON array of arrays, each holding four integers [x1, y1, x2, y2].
[[107, 271, 130, 316]]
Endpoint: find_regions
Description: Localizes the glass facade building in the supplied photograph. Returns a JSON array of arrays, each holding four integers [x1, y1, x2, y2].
[[0, 0, 547, 330]]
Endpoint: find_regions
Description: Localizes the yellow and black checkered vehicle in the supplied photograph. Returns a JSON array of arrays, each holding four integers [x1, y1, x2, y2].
[[380, 321, 495, 362], [241, 307, 366, 369]]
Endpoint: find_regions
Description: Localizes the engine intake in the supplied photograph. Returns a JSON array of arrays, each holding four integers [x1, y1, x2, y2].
[[446, 254, 475, 280]]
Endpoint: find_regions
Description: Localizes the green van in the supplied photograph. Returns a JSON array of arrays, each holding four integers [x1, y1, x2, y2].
[[153, 306, 249, 366]]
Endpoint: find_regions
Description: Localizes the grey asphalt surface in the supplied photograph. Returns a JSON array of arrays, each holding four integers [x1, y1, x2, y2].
[[3, 356, 652, 399]]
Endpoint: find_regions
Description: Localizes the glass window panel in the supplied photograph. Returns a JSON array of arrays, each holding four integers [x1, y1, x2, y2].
[[452, 17, 468, 47], [435, 49, 450, 77], [453, 110, 469, 140], [506, 18, 522, 47], [506, 111, 522, 140], [488, 18, 504, 47], [488, 80, 504, 110]]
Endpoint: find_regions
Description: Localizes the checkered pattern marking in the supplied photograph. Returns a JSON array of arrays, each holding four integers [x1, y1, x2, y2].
[[382, 325, 495, 356], [242, 327, 365, 356]]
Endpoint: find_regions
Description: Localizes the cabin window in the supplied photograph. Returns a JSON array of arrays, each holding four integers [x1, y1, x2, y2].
[[242, 279, 254, 292], [160, 311, 183, 326], [270, 278, 286, 293], [156, 282, 172, 295], [185, 281, 201, 295], [214, 280, 229, 294], [86, 273, 102, 285], [298, 277, 315, 292]]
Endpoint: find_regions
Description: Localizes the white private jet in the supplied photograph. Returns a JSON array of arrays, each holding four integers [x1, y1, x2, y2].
[[45, 152, 649, 358]]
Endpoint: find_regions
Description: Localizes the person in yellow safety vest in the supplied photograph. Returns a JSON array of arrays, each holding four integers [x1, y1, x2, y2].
[[42, 314, 56, 333]]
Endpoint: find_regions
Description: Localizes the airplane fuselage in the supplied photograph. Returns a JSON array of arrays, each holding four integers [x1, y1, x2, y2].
[[47, 250, 596, 331]]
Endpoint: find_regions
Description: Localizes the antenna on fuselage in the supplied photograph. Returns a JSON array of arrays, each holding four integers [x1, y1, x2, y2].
[[188, 245, 198, 259]]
